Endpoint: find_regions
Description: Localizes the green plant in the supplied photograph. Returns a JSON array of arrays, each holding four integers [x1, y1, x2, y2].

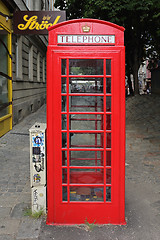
[[84, 218, 96, 231], [24, 208, 44, 219]]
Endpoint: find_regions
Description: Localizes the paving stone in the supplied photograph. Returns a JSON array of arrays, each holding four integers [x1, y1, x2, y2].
[[0, 197, 18, 208], [10, 203, 30, 219], [0, 219, 20, 235], [16, 218, 42, 240], [0, 207, 12, 218], [0, 235, 15, 240]]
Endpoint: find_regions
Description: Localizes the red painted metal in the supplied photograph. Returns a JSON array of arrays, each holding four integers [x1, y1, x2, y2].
[[47, 19, 125, 225]]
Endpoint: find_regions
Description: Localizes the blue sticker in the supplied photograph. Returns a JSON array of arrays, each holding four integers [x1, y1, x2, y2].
[[32, 133, 44, 147]]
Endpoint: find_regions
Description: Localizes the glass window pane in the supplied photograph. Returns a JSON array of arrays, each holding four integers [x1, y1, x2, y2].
[[61, 96, 67, 112], [106, 59, 111, 75], [0, 33, 8, 75], [62, 168, 67, 183], [70, 96, 103, 112], [61, 59, 66, 75], [106, 169, 111, 184], [0, 76, 9, 117], [70, 77, 103, 93], [106, 114, 111, 130], [70, 151, 103, 166], [69, 59, 103, 75], [70, 168, 104, 184], [70, 186, 104, 201], [62, 133, 67, 148], [106, 96, 111, 112], [70, 114, 103, 130], [106, 187, 111, 202], [70, 133, 104, 148], [62, 151, 67, 166], [0, 32, 9, 118], [62, 186, 67, 201], [106, 77, 111, 93], [62, 114, 67, 130], [106, 151, 111, 166], [106, 133, 111, 148], [61, 77, 66, 93]]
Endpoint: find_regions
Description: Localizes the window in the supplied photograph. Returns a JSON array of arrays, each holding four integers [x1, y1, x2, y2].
[[29, 45, 33, 81], [37, 52, 40, 82], [16, 36, 22, 80], [42, 57, 46, 82]]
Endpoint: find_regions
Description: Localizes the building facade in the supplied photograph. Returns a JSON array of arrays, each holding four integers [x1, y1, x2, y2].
[[0, 0, 53, 137]]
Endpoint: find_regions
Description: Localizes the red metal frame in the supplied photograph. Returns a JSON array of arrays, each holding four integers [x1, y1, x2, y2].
[[47, 19, 125, 225]]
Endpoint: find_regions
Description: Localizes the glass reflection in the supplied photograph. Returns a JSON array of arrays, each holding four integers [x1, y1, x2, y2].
[[106, 133, 111, 148], [69, 59, 103, 75], [106, 77, 111, 93], [0, 32, 9, 118], [70, 168, 104, 184], [106, 114, 111, 130], [106, 168, 111, 184], [62, 168, 67, 183], [106, 59, 111, 75], [70, 133, 104, 148], [62, 114, 67, 130], [70, 114, 103, 130], [61, 77, 66, 93], [70, 151, 103, 166], [106, 151, 111, 166], [62, 151, 67, 166], [61, 96, 67, 112], [61, 59, 66, 75], [62, 132, 67, 148], [62, 186, 67, 201], [70, 96, 103, 112], [70, 77, 103, 93], [70, 186, 104, 201], [106, 187, 111, 202], [106, 96, 111, 112]]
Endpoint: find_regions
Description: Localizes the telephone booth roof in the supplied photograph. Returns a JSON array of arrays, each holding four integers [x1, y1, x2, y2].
[[48, 18, 125, 46]]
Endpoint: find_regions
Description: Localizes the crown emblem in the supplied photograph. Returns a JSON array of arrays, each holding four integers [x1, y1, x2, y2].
[[43, 15, 51, 21], [82, 24, 91, 33]]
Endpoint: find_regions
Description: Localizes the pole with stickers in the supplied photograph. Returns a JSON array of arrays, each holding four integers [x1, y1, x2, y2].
[[29, 123, 47, 214]]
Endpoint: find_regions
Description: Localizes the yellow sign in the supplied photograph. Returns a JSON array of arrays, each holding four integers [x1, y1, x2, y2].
[[18, 15, 61, 31], [13, 11, 66, 35]]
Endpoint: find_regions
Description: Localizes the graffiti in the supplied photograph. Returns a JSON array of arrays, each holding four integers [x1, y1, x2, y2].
[[33, 174, 41, 183], [33, 189, 38, 204]]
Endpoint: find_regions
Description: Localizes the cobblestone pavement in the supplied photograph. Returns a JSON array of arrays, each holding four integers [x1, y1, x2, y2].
[[0, 94, 160, 240], [126, 94, 160, 185], [0, 105, 46, 240]]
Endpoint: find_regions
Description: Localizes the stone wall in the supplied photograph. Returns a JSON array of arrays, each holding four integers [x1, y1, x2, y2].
[[12, 35, 46, 125]]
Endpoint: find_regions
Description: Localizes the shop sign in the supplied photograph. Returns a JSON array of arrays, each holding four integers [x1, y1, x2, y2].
[[57, 35, 115, 45], [13, 11, 66, 35]]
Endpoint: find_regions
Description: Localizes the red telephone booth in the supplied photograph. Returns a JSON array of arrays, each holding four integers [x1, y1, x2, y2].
[[47, 19, 125, 225]]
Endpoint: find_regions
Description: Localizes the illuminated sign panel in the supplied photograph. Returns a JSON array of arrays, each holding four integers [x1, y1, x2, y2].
[[57, 35, 115, 44]]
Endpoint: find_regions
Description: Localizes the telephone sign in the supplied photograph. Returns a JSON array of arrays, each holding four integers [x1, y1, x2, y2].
[[47, 19, 126, 225], [57, 35, 115, 44]]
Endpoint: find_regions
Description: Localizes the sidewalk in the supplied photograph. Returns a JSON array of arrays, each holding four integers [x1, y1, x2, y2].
[[0, 95, 160, 240], [0, 105, 46, 240]]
